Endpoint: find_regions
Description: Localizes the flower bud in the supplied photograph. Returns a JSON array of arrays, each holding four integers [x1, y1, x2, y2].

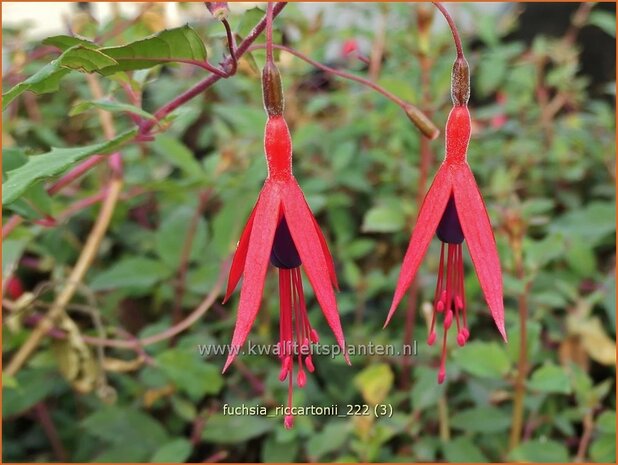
[[205, 2, 229, 21], [262, 61, 284, 117], [451, 56, 470, 106], [402, 103, 440, 140]]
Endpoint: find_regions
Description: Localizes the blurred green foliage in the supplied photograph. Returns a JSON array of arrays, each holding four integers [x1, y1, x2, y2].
[[2, 3, 616, 463]]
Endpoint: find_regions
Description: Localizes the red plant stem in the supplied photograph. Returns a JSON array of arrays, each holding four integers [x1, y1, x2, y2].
[[248, 43, 438, 139], [47, 154, 108, 195], [142, 2, 287, 134], [221, 18, 237, 75], [57, 187, 145, 222], [259, 44, 409, 107], [432, 2, 464, 59], [266, 2, 275, 64], [3, 6, 287, 239], [33, 402, 68, 461]]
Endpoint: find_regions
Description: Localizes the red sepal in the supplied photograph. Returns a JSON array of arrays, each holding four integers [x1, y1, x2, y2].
[[384, 164, 453, 327], [223, 183, 281, 372], [452, 165, 506, 341], [282, 181, 349, 364]]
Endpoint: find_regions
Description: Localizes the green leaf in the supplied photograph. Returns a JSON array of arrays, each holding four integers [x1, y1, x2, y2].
[[43, 35, 98, 51], [528, 363, 571, 394], [96, 25, 207, 75], [69, 98, 155, 120], [411, 366, 445, 411], [591, 434, 616, 462], [201, 413, 273, 443], [262, 437, 299, 463], [150, 438, 192, 463], [442, 437, 489, 462], [452, 341, 511, 379], [588, 10, 616, 37], [156, 349, 223, 400], [155, 207, 208, 269], [354, 363, 394, 405], [4, 26, 206, 108], [2, 129, 136, 205], [89, 257, 170, 291], [2, 369, 57, 418], [307, 421, 351, 460], [82, 406, 168, 453], [151, 134, 203, 176], [565, 238, 598, 278], [2, 45, 116, 110], [361, 205, 405, 233], [550, 202, 615, 245], [2, 239, 29, 276], [597, 411, 617, 434], [450, 407, 511, 433], [508, 440, 569, 463]]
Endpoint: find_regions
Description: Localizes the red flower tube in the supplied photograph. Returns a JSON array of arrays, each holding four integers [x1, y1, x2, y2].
[[223, 114, 348, 429], [385, 59, 506, 384]]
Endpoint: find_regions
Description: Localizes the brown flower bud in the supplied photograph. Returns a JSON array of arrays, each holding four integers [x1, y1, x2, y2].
[[402, 103, 440, 140], [451, 56, 470, 106], [262, 61, 284, 117]]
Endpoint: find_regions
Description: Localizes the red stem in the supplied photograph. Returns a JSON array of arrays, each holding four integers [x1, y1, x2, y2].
[[3, 5, 287, 239], [33, 402, 68, 461], [266, 2, 274, 64], [142, 2, 287, 134], [432, 2, 465, 59], [252, 44, 407, 108]]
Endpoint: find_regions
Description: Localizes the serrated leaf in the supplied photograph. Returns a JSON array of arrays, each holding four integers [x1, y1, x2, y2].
[[2, 45, 117, 109], [96, 25, 207, 75], [4, 26, 206, 108], [70, 98, 154, 120], [2, 129, 136, 205], [43, 35, 98, 51]]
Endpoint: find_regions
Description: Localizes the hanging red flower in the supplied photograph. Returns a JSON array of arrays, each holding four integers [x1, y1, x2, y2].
[[384, 58, 506, 384], [223, 114, 348, 428]]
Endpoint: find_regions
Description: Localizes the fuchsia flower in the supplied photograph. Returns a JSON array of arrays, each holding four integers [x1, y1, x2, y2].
[[384, 58, 506, 384], [222, 114, 348, 429]]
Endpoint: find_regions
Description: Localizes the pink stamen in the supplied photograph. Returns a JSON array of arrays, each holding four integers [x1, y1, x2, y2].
[[430, 242, 467, 383], [277, 266, 317, 428]]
